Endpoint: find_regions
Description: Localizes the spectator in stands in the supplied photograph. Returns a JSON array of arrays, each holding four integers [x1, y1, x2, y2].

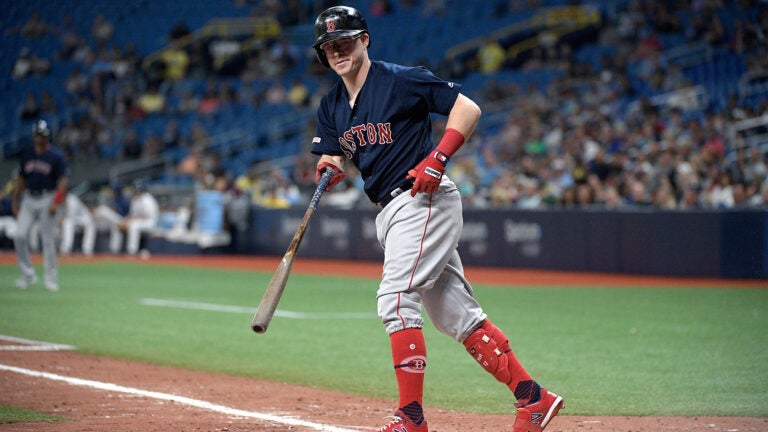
[[13, 48, 51, 79], [177, 145, 208, 183], [264, 81, 288, 104], [17, 91, 41, 121], [55, 14, 80, 60], [625, 175, 651, 206], [746, 147, 767, 183], [287, 78, 310, 107], [6, 12, 50, 39], [371, 0, 393, 16], [488, 171, 518, 207], [652, 176, 678, 209], [477, 37, 506, 73], [731, 182, 749, 207], [185, 39, 212, 78], [142, 134, 164, 159], [517, 178, 543, 209], [706, 170, 735, 209], [120, 129, 143, 160], [575, 182, 596, 207], [190, 122, 211, 149], [256, 180, 291, 209], [71, 37, 94, 65], [177, 89, 200, 113], [679, 183, 703, 209], [420, 0, 446, 16], [601, 184, 627, 209], [162, 120, 181, 151], [91, 14, 115, 45], [651, 3, 682, 34], [159, 40, 190, 81], [89, 48, 115, 84], [39, 91, 57, 116], [632, 29, 663, 60], [269, 36, 301, 71], [198, 81, 220, 115], [750, 181, 768, 207], [137, 85, 166, 115], [64, 66, 89, 100], [55, 119, 79, 159], [169, 20, 191, 41]]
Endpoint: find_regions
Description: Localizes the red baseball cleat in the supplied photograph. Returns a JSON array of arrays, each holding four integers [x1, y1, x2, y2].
[[513, 388, 564, 432], [376, 409, 428, 432]]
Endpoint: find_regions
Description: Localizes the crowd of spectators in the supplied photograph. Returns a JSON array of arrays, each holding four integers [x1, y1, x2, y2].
[[7, 0, 768, 214], [440, 0, 768, 211]]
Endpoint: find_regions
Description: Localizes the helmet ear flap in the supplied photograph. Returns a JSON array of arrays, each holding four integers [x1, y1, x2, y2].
[[315, 48, 330, 68]]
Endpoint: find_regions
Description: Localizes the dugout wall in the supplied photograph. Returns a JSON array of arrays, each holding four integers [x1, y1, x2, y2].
[[241, 208, 768, 279]]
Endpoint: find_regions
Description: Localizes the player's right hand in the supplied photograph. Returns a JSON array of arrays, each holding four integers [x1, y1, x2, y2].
[[316, 161, 346, 191]]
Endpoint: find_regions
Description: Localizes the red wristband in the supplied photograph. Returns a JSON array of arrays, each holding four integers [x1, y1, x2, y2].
[[54, 189, 65, 204], [435, 128, 465, 158]]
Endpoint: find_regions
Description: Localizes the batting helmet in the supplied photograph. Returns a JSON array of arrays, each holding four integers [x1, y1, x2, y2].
[[312, 6, 369, 68], [32, 119, 51, 137]]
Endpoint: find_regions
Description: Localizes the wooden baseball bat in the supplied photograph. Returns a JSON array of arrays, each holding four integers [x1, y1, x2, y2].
[[251, 168, 336, 334]]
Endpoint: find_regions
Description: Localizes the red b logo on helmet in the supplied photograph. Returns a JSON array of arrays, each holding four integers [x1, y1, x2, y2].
[[326, 18, 336, 32]]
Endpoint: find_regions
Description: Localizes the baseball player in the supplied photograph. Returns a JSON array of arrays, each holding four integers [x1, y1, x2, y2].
[[118, 181, 159, 255], [12, 119, 67, 291], [309, 7, 563, 432], [60, 192, 96, 256], [93, 182, 159, 255]]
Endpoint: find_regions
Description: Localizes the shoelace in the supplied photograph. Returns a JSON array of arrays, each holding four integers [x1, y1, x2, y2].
[[376, 415, 406, 432]]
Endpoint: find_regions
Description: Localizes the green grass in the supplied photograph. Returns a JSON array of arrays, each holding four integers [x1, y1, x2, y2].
[[1, 261, 766, 417], [0, 404, 67, 424]]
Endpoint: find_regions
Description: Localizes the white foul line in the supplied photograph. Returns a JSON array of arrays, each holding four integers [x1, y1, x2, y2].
[[0, 335, 75, 351], [140, 298, 376, 319], [0, 363, 361, 432]]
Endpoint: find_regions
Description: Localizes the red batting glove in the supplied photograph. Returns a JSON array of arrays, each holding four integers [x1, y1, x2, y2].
[[407, 150, 449, 196], [316, 161, 346, 191]]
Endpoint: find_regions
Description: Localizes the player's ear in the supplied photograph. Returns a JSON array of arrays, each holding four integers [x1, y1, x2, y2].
[[361, 33, 370, 48]]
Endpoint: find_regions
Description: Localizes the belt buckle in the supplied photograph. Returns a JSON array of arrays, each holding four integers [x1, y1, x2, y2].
[[377, 181, 413, 209]]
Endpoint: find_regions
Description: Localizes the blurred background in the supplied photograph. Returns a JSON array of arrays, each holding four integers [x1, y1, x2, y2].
[[1, 0, 767, 277]]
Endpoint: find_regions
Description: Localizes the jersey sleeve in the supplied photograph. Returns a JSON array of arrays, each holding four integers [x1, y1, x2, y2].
[[311, 97, 345, 157], [396, 66, 462, 116]]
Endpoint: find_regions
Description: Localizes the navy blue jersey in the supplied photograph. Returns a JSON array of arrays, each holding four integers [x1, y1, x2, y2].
[[312, 61, 461, 203], [18, 146, 67, 192]]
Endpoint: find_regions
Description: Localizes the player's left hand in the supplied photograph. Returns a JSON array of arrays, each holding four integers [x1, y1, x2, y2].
[[407, 150, 448, 196]]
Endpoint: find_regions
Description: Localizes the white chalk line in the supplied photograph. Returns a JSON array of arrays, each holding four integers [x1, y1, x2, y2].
[[140, 298, 376, 319], [0, 363, 363, 432], [0, 335, 75, 351]]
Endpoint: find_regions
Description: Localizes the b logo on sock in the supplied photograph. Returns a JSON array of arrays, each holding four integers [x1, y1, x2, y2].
[[395, 355, 426, 373]]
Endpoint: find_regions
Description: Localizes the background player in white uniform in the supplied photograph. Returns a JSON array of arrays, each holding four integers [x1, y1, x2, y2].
[[60, 192, 96, 256], [12, 119, 67, 291], [309, 7, 563, 432], [119, 182, 159, 255], [93, 182, 158, 255]]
